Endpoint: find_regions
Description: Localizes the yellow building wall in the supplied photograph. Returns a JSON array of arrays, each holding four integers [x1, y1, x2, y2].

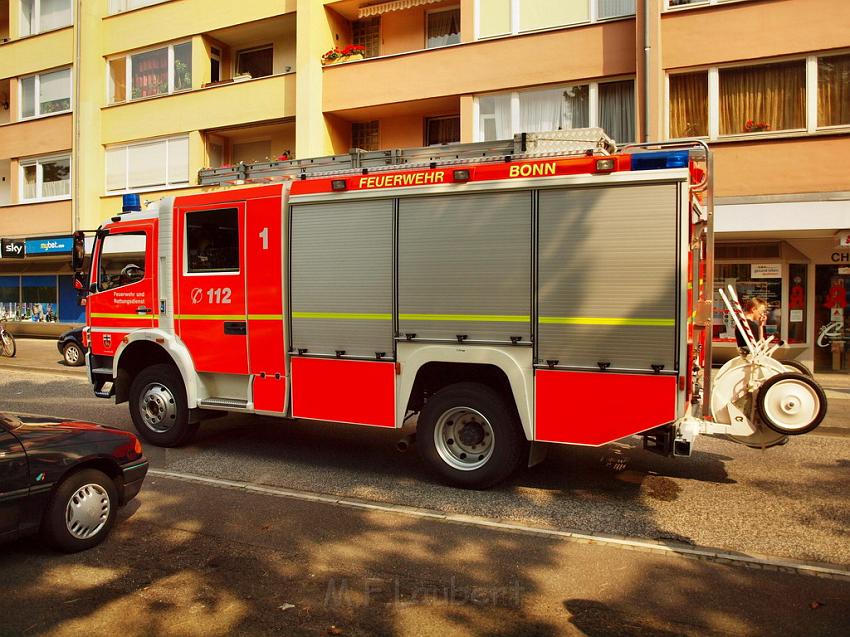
[[0, 27, 73, 80]]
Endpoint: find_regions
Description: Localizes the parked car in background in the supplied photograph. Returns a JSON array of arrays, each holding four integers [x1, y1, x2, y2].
[[0, 412, 148, 552], [57, 327, 86, 366]]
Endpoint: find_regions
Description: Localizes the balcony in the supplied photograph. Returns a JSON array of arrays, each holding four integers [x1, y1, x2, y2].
[[202, 121, 295, 170], [0, 25, 73, 79], [322, 19, 636, 113], [102, 0, 296, 56], [101, 72, 296, 145], [0, 113, 72, 160]]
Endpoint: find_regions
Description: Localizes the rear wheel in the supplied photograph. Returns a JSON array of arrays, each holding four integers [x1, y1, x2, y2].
[[756, 372, 827, 436], [417, 382, 526, 489], [129, 364, 197, 447], [1, 330, 15, 357], [41, 469, 118, 552], [63, 341, 84, 366]]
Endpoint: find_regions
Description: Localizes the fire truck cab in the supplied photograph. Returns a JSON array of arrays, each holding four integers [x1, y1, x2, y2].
[[75, 131, 827, 488]]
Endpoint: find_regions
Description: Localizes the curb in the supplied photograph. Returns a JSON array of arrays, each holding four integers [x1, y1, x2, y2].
[[149, 468, 850, 582]]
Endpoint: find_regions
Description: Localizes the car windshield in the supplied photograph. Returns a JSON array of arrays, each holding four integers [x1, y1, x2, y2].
[[0, 413, 22, 431]]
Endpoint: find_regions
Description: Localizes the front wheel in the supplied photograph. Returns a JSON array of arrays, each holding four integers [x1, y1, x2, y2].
[[1, 330, 15, 357], [129, 364, 197, 447], [41, 469, 118, 552], [417, 382, 526, 489]]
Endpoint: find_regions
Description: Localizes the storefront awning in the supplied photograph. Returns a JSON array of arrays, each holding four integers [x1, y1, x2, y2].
[[358, 0, 443, 19]]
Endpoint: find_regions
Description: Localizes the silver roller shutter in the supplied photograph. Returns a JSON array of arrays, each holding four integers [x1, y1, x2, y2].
[[398, 191, 531, 343], [537, 183, 679, 371], [290, 199, 393, 357]]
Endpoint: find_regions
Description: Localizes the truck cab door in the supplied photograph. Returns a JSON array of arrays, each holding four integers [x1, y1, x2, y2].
[[87, 223, 157, 358]]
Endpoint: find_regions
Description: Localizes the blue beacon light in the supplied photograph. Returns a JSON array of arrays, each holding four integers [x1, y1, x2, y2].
[[122, 193, 142, 213]]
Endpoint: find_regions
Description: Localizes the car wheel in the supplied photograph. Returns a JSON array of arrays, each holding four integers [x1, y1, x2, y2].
[[756, 372, 827, 436], [417, 382, 526, 489], [129, 364, 197, 447], [63, 342, 84, 366], [41, 468, 118, 553]]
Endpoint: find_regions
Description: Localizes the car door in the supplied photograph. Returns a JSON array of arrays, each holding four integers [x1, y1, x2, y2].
[[0, 425, 28, 540]]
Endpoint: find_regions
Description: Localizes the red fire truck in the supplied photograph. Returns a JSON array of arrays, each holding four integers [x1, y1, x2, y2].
[[73, 130, 827, 488]]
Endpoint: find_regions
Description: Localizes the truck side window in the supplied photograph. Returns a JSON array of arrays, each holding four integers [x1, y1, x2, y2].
[[186, 208, 239, 274], [98, 232, 147, 292]]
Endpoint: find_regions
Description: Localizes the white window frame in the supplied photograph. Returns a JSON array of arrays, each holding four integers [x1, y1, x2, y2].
[[664, 0, 744, 11], [666, 52, 850, 141], [19, 66, 72, 120], [19, 0, 73, 37], [107, 40, 192, 105], [19, 153, 72, 203], [473, 0, 635, 40], [472, 78, 635, 142], [107, 0, 169, 16], [104, 135, 190, 194]]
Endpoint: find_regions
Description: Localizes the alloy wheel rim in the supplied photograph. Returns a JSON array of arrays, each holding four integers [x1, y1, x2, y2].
[[65, 483, 110, 540]]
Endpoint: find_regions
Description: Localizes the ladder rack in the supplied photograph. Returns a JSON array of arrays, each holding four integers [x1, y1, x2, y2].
[[198, 129, 617, 187]]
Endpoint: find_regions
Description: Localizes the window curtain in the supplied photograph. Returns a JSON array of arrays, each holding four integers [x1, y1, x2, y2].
[[167, 137, 190, 185], [519, 89, 565, 132], [818, 54, 850, 127], [719, 61, 805, 135], [599, 80, 635, 143], [40, 0, 72, 32], [427, 117, 460, 145], [132, 49, 169, 99], [427, 9, 460, 48], [128, 141, 167, 188], [597, 0, 636, 19], [563, 85, 590, 129], [22, 165, 37, 199], [478, 94, 512, 140], [20, 0, 34, 36], [669, 72, 707, 138], [40, 158, 70, 197]]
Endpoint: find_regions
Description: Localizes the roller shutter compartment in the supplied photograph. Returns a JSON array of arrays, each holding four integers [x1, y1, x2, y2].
[[537, 183, 680, 372], [398, 191, 531, 343], [290, 199, 393, 357]]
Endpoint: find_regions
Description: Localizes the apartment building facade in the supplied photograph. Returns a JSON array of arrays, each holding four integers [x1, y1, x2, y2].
[[0, 0, 847, 371]]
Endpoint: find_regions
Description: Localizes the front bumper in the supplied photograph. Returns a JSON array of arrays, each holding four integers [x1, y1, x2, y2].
[[120, 458, 149, 504]]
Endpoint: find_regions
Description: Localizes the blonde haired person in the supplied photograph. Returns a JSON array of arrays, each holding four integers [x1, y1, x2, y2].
[[735, 296, 768, 351]]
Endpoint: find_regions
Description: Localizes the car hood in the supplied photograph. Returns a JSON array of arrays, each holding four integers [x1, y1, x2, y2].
[[2, 413, 134, 449]]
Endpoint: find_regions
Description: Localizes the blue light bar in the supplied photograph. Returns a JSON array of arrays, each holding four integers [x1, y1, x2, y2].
[[122, 193, 141, 213], [630, 150, 690, 171]]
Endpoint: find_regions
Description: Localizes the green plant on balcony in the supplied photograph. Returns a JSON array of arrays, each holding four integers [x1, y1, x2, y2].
[[40, 98, 70, 114], [174, 59, 192, 91]]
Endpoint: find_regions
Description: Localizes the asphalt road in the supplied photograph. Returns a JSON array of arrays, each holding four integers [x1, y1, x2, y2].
[[2, 475, 849, 637], [2, 360, 849, 569]]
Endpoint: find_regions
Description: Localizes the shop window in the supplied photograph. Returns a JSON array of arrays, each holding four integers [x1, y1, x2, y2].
[[815, 265, 850, 372], [787, 263, 807, 344], [186, 208, 239, 274], [669, 71, 708, 138], [20, 154, 70, 201], [352, 121, 379, 151], [21, 275, 57, 321], [20, 0, 72, 36], [713, 263, 782, 343], [818, 53, 850, 128], [0, 276, 19, 319], [236, 46, 273, 79], [352, 17, 380, 58], [425, 116, 460, 146], [715, 242, 780, 260], [20, 67, 71, 119], [98, 233, 146, 291], [426, 8, 460, 49], [719, 60, 805, 136]]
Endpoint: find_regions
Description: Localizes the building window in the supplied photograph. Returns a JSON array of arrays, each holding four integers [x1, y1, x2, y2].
[[186, 209, 240, 274], [818, 53, 850, 128], [426, 7, 460, 49], [105, 136, 189, 192], [353, 17, 380, 58], [108, 0, 169, 15], [19, 67, 71, 119], [236, 46, 274, 79], [20, 154, 71, 201], [210, 46, 222, 83], [108, 41, 193, 104], [476, 80, 634, 143], [476, 0, 634, 39], [426, 116, 461, 145], [20, 0, 72, 36], [352, 121, 379, 151], [669, 54, 850, 140]]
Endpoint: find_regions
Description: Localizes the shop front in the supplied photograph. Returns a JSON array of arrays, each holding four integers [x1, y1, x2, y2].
[[0, 235, 84, 337]]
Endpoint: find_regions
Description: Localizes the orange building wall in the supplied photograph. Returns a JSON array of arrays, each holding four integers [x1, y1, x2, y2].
[[0, 200, 72, 236], [0, 115, 73, 161], [379, 115, 424, 148], [662, 0, 850, 70]]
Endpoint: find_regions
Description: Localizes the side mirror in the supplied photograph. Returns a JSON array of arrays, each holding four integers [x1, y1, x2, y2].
[[71, 231, 85, 272], [74, 272, 89, 304]]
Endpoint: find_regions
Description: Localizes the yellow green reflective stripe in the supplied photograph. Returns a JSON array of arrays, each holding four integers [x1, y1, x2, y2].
[[249, 314, 284, 321], [174, 314, 284, 320], [539, 316, 675, 327], [400, 313, 529, 323], [292, 312, 392, 320], [91, 312, 159, 320]]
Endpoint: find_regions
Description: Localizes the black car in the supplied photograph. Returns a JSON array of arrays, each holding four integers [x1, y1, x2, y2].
[[0, 412, 148, 552], [57, 327, 86, 366]]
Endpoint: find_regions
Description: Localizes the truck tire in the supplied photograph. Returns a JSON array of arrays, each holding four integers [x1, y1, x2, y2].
[[417, 382, 526, 489], [756, 372, 826, 436], [129, 364, 197, 447], [41, 468, 118, 553]]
